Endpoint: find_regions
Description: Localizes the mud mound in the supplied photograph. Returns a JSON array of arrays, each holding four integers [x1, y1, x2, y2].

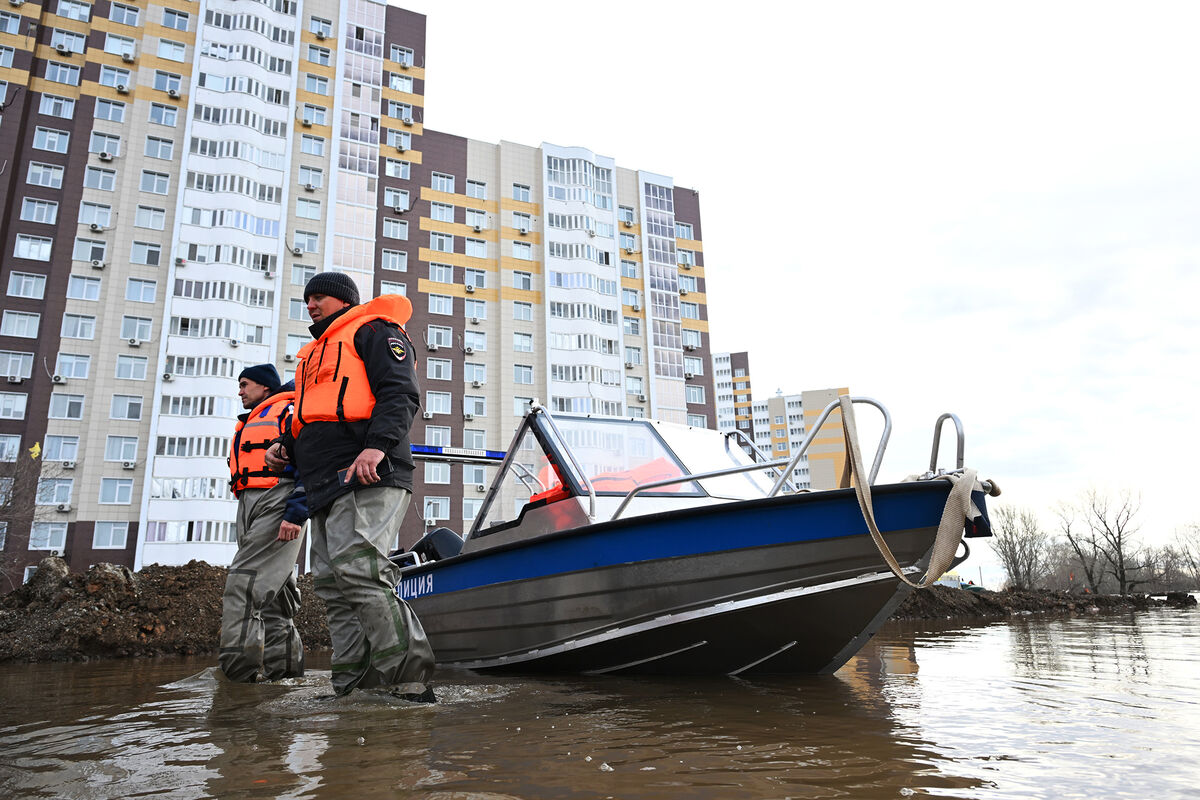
[[890, 585, 1188, 620], [0, 557, 330, 663]]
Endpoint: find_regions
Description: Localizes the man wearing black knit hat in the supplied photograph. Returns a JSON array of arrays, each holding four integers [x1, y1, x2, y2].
[[219, 363, 307, 682], [267, 272, 435, 701]]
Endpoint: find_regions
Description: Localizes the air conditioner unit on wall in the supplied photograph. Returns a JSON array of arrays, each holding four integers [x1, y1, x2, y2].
[[463, 346, 474, 355], [61, 460, 75, 469], [471, 380, 482, 388], [115, 84, 129, 94], [292, 247, 303, 255], [284, 354, 295, 362], [89, 222, 103, 232], [127, 338, 140, 347], [91, 259, 106, 269], [464, 284, 475, 293], [463, 412, 474, 421], [56, 503, 71, 513], [162, 372, 174, 381], [122, 52, 135, 63], [476, 484, 487, 493], [52, 374, 66, 384], [167, 88, 180, 99], [5, 375, 22, 384], [122, 461, 136, 470], [421, 410, 433, 419]]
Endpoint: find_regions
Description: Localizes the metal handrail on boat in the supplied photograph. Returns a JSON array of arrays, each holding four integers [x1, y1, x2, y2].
[[611, 397, 892, 521], [725, 429, 797, 493], [768, 397, 890, 496], [928, 412, 964, 473]]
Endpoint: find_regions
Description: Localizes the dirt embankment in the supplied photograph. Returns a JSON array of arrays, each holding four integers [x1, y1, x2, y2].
[[0, 558, 1195, 663], [0, 557, 331, 663]]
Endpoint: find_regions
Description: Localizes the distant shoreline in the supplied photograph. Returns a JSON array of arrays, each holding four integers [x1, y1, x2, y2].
[[1, 559, 1194, 664]]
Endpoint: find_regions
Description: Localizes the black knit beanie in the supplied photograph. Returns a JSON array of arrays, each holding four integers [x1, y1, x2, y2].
[[304, 271, 360, 306], [238, 363, 282, 392]]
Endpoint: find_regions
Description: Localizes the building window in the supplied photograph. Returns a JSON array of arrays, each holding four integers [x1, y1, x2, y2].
[[29, 523, 67, 551], [0, 392, 28, 420], [513, 301, 532, 321], [623, 317, 640, 336], [115, 355, 147, 380], [36, 478, 74, 505], [464, 362, 486, 383], [427, 326, 452, 348], [27, 162, 64, 189], [148, 103, 178, 126], [464, 395, 486, 416], [45, 62, 81, 86], [428, 294, 453, 316], [430, 202, 453, 223], [0, 352, 31, 384], [110, 394, 143, 420], [680, 302, 700, 320], [301, 104, 326, 125], [513, 397, 533, 416], [120, 316, 151, 341], [686, 385, 705, 404], [39, 94, 74, 118], [465, 238, 486, 259], [463, 331, 486, 351], [55, 353, 90, 378], [0, 434, 19, 462], [512, 242, 532, 260], [382, 218, 408, 239], [422, 497, 449, 522], [65, 276, 100, 301], [59, 313, 97, 340], [430, 233, 453, 253], [15, 235, 53, 261], [140, 171, 170, 194], [425, 426, 450, 447], [152, 71, 182, 93], [381, 249, 407, 272], [94, 98, 124, 122], [2, 311, 40, 338], [99, 478, 134, 504], [513, 271, 533, 291], [48, 393, 85, 419], [144, 136, 174, 160], [301, 134, 324, 155], [93, 522, 129, 549], [134, 206, 166, 230], [424, 462, 450, 484], [157, 39, 186, 61], [513, 332, 533, 352], [7, 271, 46, 299], [513, 364, 533, 385], [296, 198, 321, 220], [426, 358, 451, 381], [130, 241, 161, 266], [72, 238, 106, 262], [308, 45, 331, 65], [33, 127, 70, 153], [390, 44, 414, 66], [431, 172, 455, 194], [385, 159, 410, 179], [464, 299, 486, 320], [309, 17, 332, 37], [109, 2, 138, 25], [688, 414, 707, 428], [425, 391, 451, 414], [512, 183, 531, 203]]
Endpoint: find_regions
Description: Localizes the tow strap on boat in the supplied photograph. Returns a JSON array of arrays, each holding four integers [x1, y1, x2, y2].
[[838, 396, 996, 589]]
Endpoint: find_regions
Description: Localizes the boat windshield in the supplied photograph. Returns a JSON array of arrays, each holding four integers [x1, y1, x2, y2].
[[470, 412, 781, 538]]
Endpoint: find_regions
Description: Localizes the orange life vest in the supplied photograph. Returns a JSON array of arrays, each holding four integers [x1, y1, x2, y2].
[[292, 294, 414, 435], [229, 391, 294, 495]]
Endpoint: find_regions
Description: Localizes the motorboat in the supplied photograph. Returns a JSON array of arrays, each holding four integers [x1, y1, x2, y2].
[[392, 397, 996, 675]]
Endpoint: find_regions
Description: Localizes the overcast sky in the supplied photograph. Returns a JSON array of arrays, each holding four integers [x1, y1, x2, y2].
[[396, 1, 1200, 568]]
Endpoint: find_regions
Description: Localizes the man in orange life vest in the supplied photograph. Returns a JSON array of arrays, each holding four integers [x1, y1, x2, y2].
[[219, 363, 307, 682], [266, 272, 435, 700]]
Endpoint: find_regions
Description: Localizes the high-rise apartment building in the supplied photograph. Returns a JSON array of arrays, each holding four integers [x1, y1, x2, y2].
[[0, 1, 712, 585], [712, 352, 849, 491]]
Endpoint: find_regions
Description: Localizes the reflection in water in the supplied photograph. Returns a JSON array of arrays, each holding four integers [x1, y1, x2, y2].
[[0, 611, 1197, 799]]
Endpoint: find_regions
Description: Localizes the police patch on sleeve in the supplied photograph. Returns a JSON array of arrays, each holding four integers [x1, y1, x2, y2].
[[388, 337, 407, 362]]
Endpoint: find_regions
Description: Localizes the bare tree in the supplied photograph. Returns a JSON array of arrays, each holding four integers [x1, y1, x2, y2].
[[1055, 503, 1104, 593], [990, 505, 1053, 590], [1081, 489, 1151, 595], [1174, 524, 1200, 589]]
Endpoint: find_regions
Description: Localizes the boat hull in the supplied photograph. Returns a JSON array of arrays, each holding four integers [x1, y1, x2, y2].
[[399, 481, 954, 675]]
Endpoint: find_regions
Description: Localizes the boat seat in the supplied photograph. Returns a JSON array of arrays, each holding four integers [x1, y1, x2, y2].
[[410, 527, 464, 561]]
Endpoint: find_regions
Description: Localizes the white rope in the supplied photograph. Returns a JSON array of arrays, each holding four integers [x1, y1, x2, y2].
[[839, 396, 984, 589]]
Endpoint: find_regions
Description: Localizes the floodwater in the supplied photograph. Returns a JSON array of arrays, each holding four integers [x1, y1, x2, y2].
[[2, 611, 1198, 799]]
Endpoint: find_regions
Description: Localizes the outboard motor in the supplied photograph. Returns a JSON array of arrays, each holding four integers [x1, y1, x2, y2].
[[411, 527, 464, 562]]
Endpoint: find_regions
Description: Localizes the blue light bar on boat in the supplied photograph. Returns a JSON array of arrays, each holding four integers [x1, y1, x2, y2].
[[410, 444, 508, 463]]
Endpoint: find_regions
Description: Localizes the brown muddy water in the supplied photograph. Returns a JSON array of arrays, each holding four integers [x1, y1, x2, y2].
[[1, 611, 1198, 799]]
